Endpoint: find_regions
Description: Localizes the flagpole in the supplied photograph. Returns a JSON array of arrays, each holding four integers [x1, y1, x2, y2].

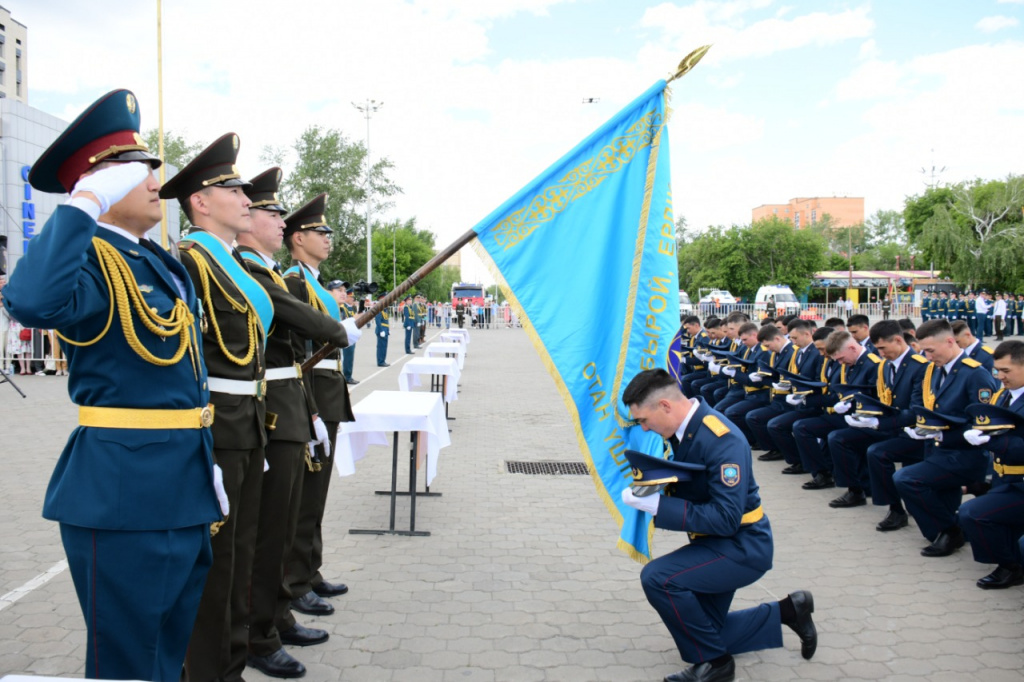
[[156, 0, 169, 248], [300, 230, 477, 372]]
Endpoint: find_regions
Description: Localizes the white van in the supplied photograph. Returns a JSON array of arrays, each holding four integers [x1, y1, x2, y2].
[[755, 284, 801, 317], [679, 291, 694, 320]]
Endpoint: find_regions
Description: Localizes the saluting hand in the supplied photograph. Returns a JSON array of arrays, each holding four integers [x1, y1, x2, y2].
[[72, 162, 150, 214]]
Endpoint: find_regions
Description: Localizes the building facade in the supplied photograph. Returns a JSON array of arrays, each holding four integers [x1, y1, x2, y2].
[[752, 196, 864, 229], [0, 5, 27, 103]]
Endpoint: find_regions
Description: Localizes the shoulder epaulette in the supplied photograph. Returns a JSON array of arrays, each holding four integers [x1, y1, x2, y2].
[[982, 346, 994, 354], [962, 357, 982, 368], [867, 353, 882, 364], [911, 354, 928, 364], [702, 414, 730, 437]]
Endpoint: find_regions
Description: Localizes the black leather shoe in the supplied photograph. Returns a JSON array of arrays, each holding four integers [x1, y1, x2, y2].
[[786, 590, 817, 660], [664, 657, 735, 682], [921, 526, 966, 557], [781, 463, 806, 475], [291, 592, 335, 616], [247, 649, 306, 678], [312, 580, 349, 598], [278, 623, 329, 647], [977, 564, 1024, 590], [345, 378, 359, 385], [829, 489, 867, 508], [802, 472, 835, 490], [876, 509, 909, 531], [758, 450, 784, 461]]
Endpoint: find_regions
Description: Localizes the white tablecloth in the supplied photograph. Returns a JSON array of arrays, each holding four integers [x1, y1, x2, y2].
[[447, 327, 470, 344], [334, 391, 450, 485], [439, 331, 466, 351], [398, 357, 461, 403], [424, 341, 466, 369]]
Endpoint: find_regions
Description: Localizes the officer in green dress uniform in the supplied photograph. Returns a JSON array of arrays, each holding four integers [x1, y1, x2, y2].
[[281, 194, 359, 627], [236, 169, 354, 677], [4, 89, 221, 682], [160, 133, 271, 682]]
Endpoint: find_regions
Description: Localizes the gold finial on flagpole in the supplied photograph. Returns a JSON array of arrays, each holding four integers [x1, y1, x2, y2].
[[667, 45, 712, 83]]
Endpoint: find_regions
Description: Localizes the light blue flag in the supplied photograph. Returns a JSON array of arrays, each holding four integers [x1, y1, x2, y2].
[[471, 79, 680, 562]]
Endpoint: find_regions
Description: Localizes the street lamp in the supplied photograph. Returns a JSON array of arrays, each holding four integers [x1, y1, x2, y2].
[[352, 98, 382, 283]]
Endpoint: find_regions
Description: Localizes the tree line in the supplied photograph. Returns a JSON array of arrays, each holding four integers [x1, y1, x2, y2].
[[676, 174, 1024, 299]]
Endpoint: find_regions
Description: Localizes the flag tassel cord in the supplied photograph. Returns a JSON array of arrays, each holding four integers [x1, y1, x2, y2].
[[299, 47, 711, 373]]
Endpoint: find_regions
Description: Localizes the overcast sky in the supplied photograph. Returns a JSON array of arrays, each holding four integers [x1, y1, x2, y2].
[[18, 0, 1024, 283]]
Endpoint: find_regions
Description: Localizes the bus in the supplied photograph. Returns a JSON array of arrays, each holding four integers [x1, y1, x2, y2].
[[451, 282, 486, 306]]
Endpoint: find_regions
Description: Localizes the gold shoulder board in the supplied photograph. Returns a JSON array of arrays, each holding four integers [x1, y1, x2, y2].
[[962, 358, 982, 368], [911, 354, 928, 363], [703, 415, 730, 437]]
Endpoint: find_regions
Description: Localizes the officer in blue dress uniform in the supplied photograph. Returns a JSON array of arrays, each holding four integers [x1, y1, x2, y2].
[[826, 321, 929, 508], [402, 296, 417, 354], [375, 292, 391, 366], [791, 330, 884, 490], [3, 89, 222, 681], [889, 320, 1000, 556], [620, 369, 817, 682]]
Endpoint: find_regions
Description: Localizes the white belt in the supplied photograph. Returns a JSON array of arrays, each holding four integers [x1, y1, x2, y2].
[[313, 359, 343, 373], [265, 365, 302, 381], [208, 377, 267, 399]]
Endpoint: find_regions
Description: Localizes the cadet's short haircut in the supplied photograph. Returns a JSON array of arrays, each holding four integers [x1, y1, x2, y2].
[[950, 320, 970, 335], [738, 322, 759, 336], [825, 317, 845, 328], [725, 311, 750, 324], [757, 324, 783, 343], [787, 319, 811, 333], [812, 327, 834, 342], [898, 318, 916, 332], [869, 320, 903, 344], [682, 315, 701, 327], [847, 314, 870, 328], [993, 340, 1024, 365], [916, 319, 953, 341], [705, 318, 723, 330], [622, 369, 679, 407], [761, 317, 775, 326], [825, 330, 855, 356], [903, 332, 918, 346]]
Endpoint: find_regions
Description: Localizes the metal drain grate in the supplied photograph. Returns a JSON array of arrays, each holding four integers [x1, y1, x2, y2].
[[505, 461, 589, 476]]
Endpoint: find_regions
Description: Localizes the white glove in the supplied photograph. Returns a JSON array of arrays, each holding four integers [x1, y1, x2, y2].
[[722, 367, 737, 377], [709, 361, 721, 375], [772, 382, 789, 392], [621, 487, 660, 515], [212, 464, 230, 517], [749, 373, 763, 383], [786, 393, 806, 406], [379, 331, 386, 338], [964, 429, 991, 446], [312, 415, 330, 448], [904, 426, 941, 441], [834, 400, 852, 414], [71, 162, 150, 214], [341, 318, 362, 345], [845, 415, 879, 430]]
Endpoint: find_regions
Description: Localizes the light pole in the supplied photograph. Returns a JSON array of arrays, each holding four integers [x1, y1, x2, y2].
[[353, 99, 382, 283]]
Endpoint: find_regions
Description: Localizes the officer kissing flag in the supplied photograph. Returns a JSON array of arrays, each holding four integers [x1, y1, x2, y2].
[[471, 48, 710, 562]]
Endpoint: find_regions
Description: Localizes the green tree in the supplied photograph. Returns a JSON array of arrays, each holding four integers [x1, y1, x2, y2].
[[281, 125, 401, 282], [142, 129, 205, 233]]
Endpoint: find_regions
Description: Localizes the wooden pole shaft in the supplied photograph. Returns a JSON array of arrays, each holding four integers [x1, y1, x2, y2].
[[300, 228, 479, 372]]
